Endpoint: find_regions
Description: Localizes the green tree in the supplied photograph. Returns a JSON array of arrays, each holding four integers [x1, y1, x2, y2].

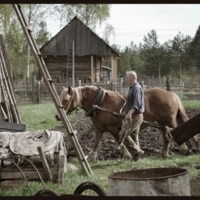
[[117, 46, 132, 76], [102, 23, 115, 44], [189, 25, 200, 71], [56, 4, 111, 30], [55, 4, 114, 44], [17, 4, 52, 82], [171, 32, 193, 82], [0, 4, 14, 35], [140, 30, 161, 77], [6, 19, 27, 80], [36, 21, 51, 48]]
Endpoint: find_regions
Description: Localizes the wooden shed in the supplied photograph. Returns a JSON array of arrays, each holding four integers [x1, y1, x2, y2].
[[40, 17, 120, 85]]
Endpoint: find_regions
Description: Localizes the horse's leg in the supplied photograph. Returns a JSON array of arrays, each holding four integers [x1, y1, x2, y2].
[[159, 126, 171, 157], [159, 119, 190, 156], [190, 134, 200, 152], [87, 128, 103, 162]]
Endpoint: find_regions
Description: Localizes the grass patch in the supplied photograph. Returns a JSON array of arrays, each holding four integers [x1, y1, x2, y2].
[[182, 100, 200, 109], [1, 154, 200, 196], [19, 103, 61, 131]]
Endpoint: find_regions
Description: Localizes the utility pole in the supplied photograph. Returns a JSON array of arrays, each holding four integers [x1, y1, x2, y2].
[[180, 61, 182, 86], [72, 41, 75, 87], [158, 62, 161, 85], [179, 51, 182, 86]]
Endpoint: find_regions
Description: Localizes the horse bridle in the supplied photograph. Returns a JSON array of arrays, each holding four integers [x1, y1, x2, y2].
[[65, 91, 75, 114]]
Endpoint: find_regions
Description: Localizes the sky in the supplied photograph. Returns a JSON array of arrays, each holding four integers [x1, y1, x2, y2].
[[46, 4, 200, 50]]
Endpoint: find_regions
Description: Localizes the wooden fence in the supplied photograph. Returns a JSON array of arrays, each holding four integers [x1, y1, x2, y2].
[[13, 76, 200, 104], [13, 77, 117, 104]]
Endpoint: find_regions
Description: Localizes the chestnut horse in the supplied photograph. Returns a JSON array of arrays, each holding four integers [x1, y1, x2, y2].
[[55, 85, 200, 162]]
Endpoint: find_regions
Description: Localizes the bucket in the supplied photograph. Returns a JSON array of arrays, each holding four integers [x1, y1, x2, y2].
[[108, 168, 190, 196]]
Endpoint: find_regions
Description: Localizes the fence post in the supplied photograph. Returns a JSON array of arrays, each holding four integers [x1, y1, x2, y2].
[[78, 80, 81, 86], [119, 77, 123, 94], [32, 75, 36, 103], [37, 81, 40, 104], [166, 77, 171, 91], [140, 81, 144, 89]]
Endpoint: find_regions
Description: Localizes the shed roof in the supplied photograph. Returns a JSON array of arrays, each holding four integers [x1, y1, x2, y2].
[[102, 66, 112, 71], [40, 17, 120, 57]]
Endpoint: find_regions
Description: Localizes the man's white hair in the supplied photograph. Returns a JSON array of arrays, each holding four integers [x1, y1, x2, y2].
[[126, 71, 137, 79]]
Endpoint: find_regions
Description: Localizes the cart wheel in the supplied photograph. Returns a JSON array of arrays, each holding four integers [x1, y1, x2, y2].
[[34, 189, 60, 196], [73, 181, 107, 196]]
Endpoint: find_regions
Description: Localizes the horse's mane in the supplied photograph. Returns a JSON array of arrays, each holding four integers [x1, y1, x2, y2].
[[72, 85, 97, 107]]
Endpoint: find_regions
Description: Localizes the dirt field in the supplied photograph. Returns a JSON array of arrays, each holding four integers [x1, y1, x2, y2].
[[52, 109, 200, 161]]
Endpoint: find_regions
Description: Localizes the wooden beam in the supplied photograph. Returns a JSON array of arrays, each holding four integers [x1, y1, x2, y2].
[[170, 112, 200, 145], [111, 55, 117, 82], [37, 146, 52, 181], [0, 121, 26, 132], [91, 55, 94, 84]]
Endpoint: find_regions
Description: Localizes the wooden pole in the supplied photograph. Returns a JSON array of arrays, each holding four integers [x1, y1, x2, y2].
[[0, 45, 21, 123], [72, 41, 75, 87], [32, 75, 35, 103], [37, 146, 52, 181], [166, 77, 171, 92], [0, 65, 12, 122], [91, 56, 94, 84], [37, 82, 40, 104]]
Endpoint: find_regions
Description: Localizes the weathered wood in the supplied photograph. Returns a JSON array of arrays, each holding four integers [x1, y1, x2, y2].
[[39, 17, 119, 85], [32, 75, 36, 103], [0, 37, 21, 123], [37, 146, 52, 181], [0, 163, 59, 171], [37, 82, 40, 104], [0, 121, 26, 132], [0, 180, 24, 189], [171, 112, 200, 145], [166, 77, 171, 91], [58, 154, 65, 184]]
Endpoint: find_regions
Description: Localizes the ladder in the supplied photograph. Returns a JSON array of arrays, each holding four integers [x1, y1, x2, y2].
[[66, 48, 72, 86], [13, 4, 93, 177]]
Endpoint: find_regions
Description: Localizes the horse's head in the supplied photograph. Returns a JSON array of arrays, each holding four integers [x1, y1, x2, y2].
[[55, 86, 81, 121]]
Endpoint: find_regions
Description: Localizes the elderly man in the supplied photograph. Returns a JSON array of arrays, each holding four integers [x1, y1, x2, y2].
[[120, 71, 145, 161]]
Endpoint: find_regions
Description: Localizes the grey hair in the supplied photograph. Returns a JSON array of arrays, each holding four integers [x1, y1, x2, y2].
[[126, 71, 137, 79]]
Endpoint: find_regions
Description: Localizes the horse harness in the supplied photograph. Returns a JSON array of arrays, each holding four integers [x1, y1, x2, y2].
[[92, 104, 173, 131], [85, 87, 106, 117]]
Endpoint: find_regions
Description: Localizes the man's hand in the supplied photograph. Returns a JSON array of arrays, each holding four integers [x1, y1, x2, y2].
[[125, 108, 136, 120], [125, 112, 132, 120]]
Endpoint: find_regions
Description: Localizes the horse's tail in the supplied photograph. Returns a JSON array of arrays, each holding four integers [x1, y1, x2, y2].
[[173, 92, 188, 125]]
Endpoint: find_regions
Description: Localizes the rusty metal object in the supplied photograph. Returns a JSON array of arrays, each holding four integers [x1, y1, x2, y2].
[[1, 157, 33, 195], [108, 168, 190, 196], [9, 155, 46, 189], [1, 155, 47, 195]]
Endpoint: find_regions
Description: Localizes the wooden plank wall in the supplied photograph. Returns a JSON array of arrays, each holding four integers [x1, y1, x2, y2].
[[43, 55, 103, 84]]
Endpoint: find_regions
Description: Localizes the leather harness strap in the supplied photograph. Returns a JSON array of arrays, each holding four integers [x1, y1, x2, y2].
[[85, 87, 106, 117]]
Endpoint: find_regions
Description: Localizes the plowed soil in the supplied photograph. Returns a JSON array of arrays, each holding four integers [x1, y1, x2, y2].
[[52, 109, 200, 161]]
